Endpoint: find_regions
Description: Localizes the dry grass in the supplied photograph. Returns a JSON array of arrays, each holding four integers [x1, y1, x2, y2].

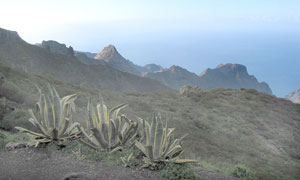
[[0, 64, 299, 179]]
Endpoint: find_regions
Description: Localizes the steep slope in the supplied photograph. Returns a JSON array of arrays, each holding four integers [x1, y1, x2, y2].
[[286, 87, 300, 103], [94, 45, 141, 75], [198, 64, 272, 94], [0, 27, 171, 92]]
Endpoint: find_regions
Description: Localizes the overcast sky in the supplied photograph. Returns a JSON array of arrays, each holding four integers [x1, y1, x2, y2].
[[1, 0, 299, 97]]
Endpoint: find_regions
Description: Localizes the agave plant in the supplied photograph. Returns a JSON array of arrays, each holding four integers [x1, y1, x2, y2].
[[78, 98, 138, 152], [15, 85, 80, 147], [135, 114, 196, 166]]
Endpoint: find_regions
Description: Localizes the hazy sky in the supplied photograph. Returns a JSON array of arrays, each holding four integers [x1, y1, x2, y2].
[[1, 0, 299, 97]]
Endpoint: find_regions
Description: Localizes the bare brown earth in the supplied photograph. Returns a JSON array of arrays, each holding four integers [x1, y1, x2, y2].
[[0, 148, 160, 180], [0, 148, 239, 180]]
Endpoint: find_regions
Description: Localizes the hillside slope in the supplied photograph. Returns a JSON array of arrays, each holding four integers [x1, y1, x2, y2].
[[0, 63, 299, 180], [0, 27, 171, 93]]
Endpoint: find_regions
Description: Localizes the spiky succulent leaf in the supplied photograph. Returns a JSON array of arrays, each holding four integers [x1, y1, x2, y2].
[[78, 98, 138, 152], [134, 114, 196, 165], [15, 85, 80, 146]]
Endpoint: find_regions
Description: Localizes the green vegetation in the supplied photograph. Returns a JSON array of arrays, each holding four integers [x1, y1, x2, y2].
[[160, 163, 198, 180], [135, 114, 196, 167], [0, 130, 29, 150], [78, 98, 138, 152], [15, 85, 80, 147], [60, 141, 197, 180], [232, 164, 257, 180]]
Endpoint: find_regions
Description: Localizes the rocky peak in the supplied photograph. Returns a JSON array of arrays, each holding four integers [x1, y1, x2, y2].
[[216, 63, 248, 75], [40, 40, 74, 56], [0, 27, 23, 42], [286, 87, 300, 104], [167, 65, 187, 73], [94, 45, 123, 61]]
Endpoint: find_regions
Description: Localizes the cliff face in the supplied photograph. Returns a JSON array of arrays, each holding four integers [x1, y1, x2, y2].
[[0, 28, 23, 42], [286, 87, 300, 103], [39, 40, 74, 56]]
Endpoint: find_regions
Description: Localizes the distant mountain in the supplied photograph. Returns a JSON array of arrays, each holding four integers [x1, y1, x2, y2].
[[286, 87, 300, 103], [71, 45, 272, 95], [0, 27, 171, 92], [197, 64, 272, 94], [3, 26, 272, 94], [94, 45, 141, 75], [143, 65, 201, 90], [144, 63, 272, 94]]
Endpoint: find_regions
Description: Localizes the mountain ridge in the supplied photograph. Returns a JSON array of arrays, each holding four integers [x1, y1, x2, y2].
[[1, 26, 272, 95], [0, 27, 171, 93]]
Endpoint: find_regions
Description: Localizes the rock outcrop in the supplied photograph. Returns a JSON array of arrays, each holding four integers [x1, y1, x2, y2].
[[0, 28, 23, 42], [39, 40, 74, 56]]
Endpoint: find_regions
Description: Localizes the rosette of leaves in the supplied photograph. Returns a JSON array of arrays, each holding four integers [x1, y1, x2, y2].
[[78, 98, 138, 153], [135, 114, 196, 167], [15, 85, 80, 147]]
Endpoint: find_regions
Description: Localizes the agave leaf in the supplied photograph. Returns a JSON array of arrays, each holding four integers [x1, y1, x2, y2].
[[165, 145, 183, 158], [91, 127, 108, 149], [135, 141, 147, 156], [79, 98, 137, 152], [15, 126, 45, 137], [58, 118, 70, 136], [134, 114, 196, 164], [154, 117, 163, 159], [28, 109, 48, 135], [109, 103, 127, 120], [28, 118, 37, 127], [78, 126, 99, 147], [110, 119, 117, 146], [150, 115, 157, 146], [146, 145, 154, 161], [79, 138, 98, 150], [62, 122, 80, 136], [169, 159, 198, 163]]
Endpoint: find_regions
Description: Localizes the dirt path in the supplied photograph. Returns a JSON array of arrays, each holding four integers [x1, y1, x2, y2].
[[0, 148, 239, 180], [0, 148, 160, 180]]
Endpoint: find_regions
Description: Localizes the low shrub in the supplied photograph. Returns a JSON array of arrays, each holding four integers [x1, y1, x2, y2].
[[160, 163, 198, 180], [0, 109, 32, 132], [232, 164, 256, 180]]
